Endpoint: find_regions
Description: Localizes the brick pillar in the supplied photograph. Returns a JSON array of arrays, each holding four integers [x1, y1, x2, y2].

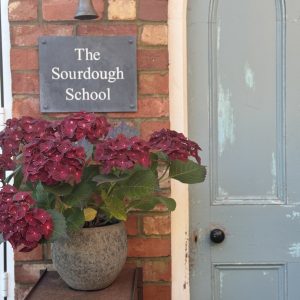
[[8, 0, 170, 299]]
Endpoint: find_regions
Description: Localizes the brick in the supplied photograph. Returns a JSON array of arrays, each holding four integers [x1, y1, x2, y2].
[[11, 48, 38, 71], [143, 215, 171, 235], [12, 73, 39, 94], [143, 260, 171, 282], [13, 96, 40, 118], [77, 24, 137, 36], [144, 285, 171, 300], [9, 0, 38, 21], [15, 284, 33, 300], [125, 215, 139, 236], [140, 120, 169, 139], [141, 25, 168, 46], [139, 73, 169, 95], [108, 0, 136, 20], [43, 0, 104, 21], [108, 98, 169, 118], [15, 263, 53, 284], [128, 238, 170, 257], [11, 25, 74, 46], [14, 245, 43, 261], [139, 0, 167, 21], [138, 49, 168, 70]]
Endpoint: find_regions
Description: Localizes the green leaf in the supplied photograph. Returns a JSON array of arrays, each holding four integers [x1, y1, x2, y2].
[[156, 151, 169, 161], [44, 183, 73, 196], [63, 181, 96, 206], [0, 233, 4, 244], [114, 169, 157, 199], [19, 181, 34, 192], [63, 208, 85, 231], [82, 165, 99, 181], [48, 195, 56, 209], [32, 182, 55, 210], [102, 196, 127, 221], [128, 198, 160, 211], [169, 160, 207, 183], [155, 196, 176, 211], [150, 153, 159, 173], [92, 173, 130, 185], [47, 210, 67, 241], [128, 196, 176, 212], [32, 182, 45, 202], [13, 166, 24, 189], [4, 165, 22, 185]]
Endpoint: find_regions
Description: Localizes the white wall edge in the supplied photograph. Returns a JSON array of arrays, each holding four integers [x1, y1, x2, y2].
[[168, 1, 190, 300], [2, 0, 12, 119], [1, 1, 15, 299]]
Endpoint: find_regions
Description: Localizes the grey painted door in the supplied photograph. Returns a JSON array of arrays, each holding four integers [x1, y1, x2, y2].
[[188, 0, 300, 299]]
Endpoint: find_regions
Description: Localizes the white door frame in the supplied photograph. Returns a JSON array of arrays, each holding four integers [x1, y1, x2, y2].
[[169, 1, 190, 300], [0, 0, 14, 299]]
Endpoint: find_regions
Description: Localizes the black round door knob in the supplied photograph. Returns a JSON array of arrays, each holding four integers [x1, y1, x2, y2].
[[210, 229, 225, 243]]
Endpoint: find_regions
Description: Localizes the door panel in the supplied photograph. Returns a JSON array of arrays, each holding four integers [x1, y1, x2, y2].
[[188, 0, 300, 299], [213, 264, 285, 300], [210, 0, 284, 204]]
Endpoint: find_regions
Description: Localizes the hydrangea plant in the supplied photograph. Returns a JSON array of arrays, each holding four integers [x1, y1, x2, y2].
[[0, 112, 206, 252]]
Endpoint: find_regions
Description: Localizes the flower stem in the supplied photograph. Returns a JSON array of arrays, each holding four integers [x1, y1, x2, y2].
[[107, 182, 117, 196], [158, 164, 170, 182]]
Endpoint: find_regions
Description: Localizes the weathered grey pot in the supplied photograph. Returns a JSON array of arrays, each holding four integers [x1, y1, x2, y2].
[[51, 222, 127, 290]]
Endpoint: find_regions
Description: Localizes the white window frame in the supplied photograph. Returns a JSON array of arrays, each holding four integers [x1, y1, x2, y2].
[[0, 0, 14, 299]]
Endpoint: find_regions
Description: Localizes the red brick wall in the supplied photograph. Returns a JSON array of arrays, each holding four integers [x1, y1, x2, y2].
[[8, 0, 171, 299]]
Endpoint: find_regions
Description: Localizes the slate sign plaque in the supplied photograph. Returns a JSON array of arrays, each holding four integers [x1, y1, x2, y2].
[[39, 36, 137, 113]]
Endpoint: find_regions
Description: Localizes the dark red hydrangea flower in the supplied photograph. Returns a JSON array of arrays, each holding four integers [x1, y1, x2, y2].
[[23, 137, 86, 185], [0, 116, 53, 156], [19, 117, 51, 143], [0, 154, 15, 180], [0, 185, 53, 252], [59, 112, 110, 143], [94, 134, 150, 174], [0, 118, 23, 156], [148, 129, 202, 163]]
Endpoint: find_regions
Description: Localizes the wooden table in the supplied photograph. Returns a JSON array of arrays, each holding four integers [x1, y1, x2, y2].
[[25, 267, 143, 300]]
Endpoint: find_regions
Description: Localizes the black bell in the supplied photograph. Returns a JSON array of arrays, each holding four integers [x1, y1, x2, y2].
[[74, 0, 98, 20]]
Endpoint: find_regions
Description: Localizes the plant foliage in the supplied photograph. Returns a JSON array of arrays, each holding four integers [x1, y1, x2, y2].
[[0, 113, 206, 252]]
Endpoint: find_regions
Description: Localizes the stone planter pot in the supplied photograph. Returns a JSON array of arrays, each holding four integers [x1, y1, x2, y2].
[[51, 222, 127, 290]]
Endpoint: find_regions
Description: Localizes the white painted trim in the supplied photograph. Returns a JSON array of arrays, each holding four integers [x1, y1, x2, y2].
[[1, 1, 14, 299], [168, 1, 189, 300], [2, 0, 12, 120]]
